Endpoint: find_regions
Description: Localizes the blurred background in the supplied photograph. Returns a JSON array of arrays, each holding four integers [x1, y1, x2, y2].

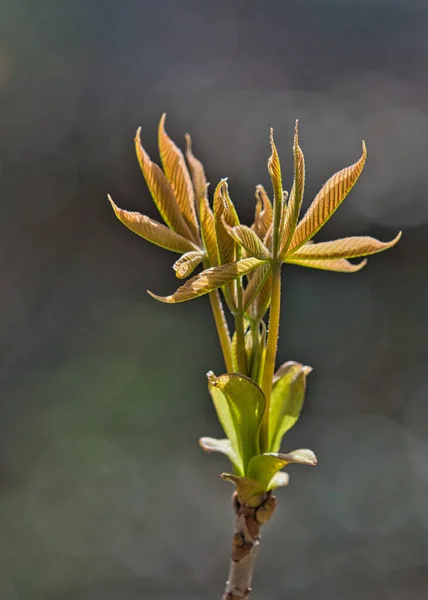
[[0, 0, 427, 598]]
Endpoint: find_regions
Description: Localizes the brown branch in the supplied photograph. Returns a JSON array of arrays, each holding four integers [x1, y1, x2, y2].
[[222, 492, 276, 600]]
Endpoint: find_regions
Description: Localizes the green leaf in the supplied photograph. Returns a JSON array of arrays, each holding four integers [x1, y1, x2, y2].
[[108, 196, 198, 254], [268, 361, 312, 453], [199, 437, 241, 473], [148, 257, 266, 303], [248, 450, 317, 491], [221, 473, 266, 505], [207, 371, 266, 474]]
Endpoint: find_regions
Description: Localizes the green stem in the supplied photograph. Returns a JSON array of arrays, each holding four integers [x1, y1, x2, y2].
[[208, 290, 234, 373], [260, 262, 282, 451], [234, 280, 248, 376]]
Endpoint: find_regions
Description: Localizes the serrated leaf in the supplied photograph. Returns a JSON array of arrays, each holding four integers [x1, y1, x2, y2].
[[268, 361, 312, 453], [280, 121, 305, 257], [109, 196, 197, 254], [135, 127, 193, 239], [290, 141, 367, 251], [243, 264, 271, 313], [252, 185, 273, 239], [199, 437, 240, 472], [208, 371, 266, 474], [173, 250, 205, 278], [148, 257, 266, 303], [223, 223, 271, 260], [289, 232, 402, 261], [268, 129, 282, 207], [285, 256, 367, 273], [214, 179, 240, 264], [158, 114, 199, 242], [185, 133, 208, 207]]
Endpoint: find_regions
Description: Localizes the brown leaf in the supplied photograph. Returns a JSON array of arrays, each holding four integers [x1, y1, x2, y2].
[[148, 257, 266, 303], [135, 127, 193, 240], [223, 223, 271, 260], [199, 193, 218, 266], [158, 114, 199, 242], [280, 120, 305, 257], [173, 250, 205, 278], [268, 128, 282, 206], [252, 185, 273, 239], [285, 256, 367, 273], [290, 232, 402, 261], [243, 264, 271, 313], [109, 196, 197, 254], [290, 141, 367, 251], [214, 179, 240, 264], [185, 133, 208, 208]]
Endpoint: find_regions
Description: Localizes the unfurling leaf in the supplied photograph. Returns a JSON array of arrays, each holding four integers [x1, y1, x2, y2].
[[148, 257, 266, 303], [253, 185, 273, 239], [223, 223, 271, 260], [208, 371, 266, 474], [135, 127, 193, 239], [290, 141, 367, 251], [213, 179, 240, 264], [158, 114, 199, 242], [290, 232, 402, 261], [221, 473, 267, 505], [108, 196, 197, 254], [268, 361, 312, 453], [185, 133, 208, 207], [173, 250, 205, 278], [199, 437, 241, 473], [280, 121, 305, 257], [243, 264, 271, 316], [268, 128, 283, 207], [285, 256, 367, 273], [247, 449, 316, 494]]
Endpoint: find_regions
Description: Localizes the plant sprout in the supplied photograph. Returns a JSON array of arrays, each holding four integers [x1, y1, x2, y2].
[[109, 114, 401, 600]]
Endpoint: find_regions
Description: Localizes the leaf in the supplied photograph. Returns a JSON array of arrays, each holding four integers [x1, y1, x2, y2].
[[108, 196, 197, 254], [248, 450, 316, 492], [285, 256, 367, 273], [289, 232, 402, 260], [173, 250, 205, 278], [268, 361, 312, 453], [268, 472, 290, 490], [243, 264, 271, 313], [280, 121, 305, 257], [185, 133, 208, 207], [214, 179, 240, 264], [158, 114, 199, 242], [290, 141, 367, 251], [207, 371, 266, 474], [252, 185, 273, 239], [221, 473, 266, 505], [135, 127, 193, 239], [199, 437, 241, 473], [148, 257, 266, 303], [268, 128, 282, 207], [223, 223, 271, 260]]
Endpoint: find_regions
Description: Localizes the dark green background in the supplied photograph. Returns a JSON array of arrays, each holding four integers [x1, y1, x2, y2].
[[0, 1, 427, 598]]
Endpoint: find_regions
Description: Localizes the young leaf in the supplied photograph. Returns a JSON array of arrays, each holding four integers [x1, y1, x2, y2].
[[268, 129, 282, 209], [135, 127, 193, 239], [158, 114, 200, 242], [199, 437, 241, 473], [221, 473, 267, 505], [289, 232, 402, 260], [284, 256, 367, 273], [247, 450, 316, 494], [208, 371, 266, 473], [290, 141, 367, 251], [173, 250, 205, 278], [109, 196, 197, 254], [148, 257, 266, 303], [223, 222, 271, 260], [268, 361, 312, 453], [243, 264, 271, 313], [185, 133, 208, 207], [214, 179, 240, 264], [252, 185, 273, 239], [268, 472, 290, 491], [280, 121, 305, 257]]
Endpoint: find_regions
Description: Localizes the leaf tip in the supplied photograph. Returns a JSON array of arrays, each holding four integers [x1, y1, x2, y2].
[[302, 365, 313, 376], [206, 370, 217, 386], [147, 289, 173, 303]]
